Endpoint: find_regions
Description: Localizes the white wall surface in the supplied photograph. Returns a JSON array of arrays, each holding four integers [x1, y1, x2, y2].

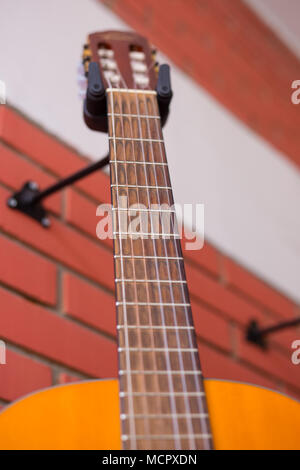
[[245, 0, 300, 59], [0, 0, 299, 302]]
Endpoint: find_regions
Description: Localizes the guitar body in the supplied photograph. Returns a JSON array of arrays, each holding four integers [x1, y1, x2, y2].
[[0, 379, 299, 450]]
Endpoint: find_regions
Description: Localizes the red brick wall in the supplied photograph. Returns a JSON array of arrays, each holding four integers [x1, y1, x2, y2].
[[100, 0, 300, 170], [0, 105, 299, 408]]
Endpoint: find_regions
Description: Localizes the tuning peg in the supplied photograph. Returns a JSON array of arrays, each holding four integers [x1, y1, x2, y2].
[[151, 48, 158, 71], [82, 43, 92, 74]]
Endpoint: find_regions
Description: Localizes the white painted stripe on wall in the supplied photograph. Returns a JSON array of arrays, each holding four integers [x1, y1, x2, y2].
[[245, 0, 300, 59], [0, 0, 299, 302]]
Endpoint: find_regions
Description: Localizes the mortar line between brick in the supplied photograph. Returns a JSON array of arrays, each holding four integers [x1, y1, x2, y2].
[[3, 341, 93, 379]]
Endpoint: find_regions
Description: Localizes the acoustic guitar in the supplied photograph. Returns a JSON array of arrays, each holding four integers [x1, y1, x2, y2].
[[0, 31, 299, 450]]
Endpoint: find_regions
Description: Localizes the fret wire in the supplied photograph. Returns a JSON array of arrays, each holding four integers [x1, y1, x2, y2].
[[114, 255, 184, 260], [113, 232, 180, 237], [112, 208, 176, 213], [108, 113, 160, 119], [115, 279, 187, 284], [120, 392, 205, 397], [121, 413, 207, 418], [109, 137, 164, 142], [119, 370, 202, 375], [116, 302, 191, 307], [117, 325, 194, 330], [122, 434, 212, 441], [107, 88, 157, 95], [111, 184, 172, 189], [118, 347, 198, 352], [148, 93, 211, 450], [110, 160, 168, 166], [110, 90, 137, 449]]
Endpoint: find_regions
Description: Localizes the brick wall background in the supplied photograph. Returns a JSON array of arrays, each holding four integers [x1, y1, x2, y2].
[[0, 104, 299, 411]]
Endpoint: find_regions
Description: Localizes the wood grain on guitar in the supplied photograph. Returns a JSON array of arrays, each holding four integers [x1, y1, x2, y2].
[[0, 379, 299, 449]]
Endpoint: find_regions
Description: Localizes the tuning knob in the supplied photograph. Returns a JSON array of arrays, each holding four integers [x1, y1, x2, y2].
[[82, 43, 92, 75]]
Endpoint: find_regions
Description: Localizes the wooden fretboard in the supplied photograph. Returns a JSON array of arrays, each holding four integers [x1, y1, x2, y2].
[[107, 88, 212, 450]]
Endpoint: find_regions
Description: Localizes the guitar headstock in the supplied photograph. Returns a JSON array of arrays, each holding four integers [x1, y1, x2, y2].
[[80, 30, 172, 132], [83, 30, 158, 91]]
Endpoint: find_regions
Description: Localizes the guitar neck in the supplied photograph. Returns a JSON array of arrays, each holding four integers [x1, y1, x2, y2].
[[107, 88, 212, 450]]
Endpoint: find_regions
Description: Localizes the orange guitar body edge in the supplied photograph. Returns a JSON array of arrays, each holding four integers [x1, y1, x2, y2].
[[0, 378, 299, 450]]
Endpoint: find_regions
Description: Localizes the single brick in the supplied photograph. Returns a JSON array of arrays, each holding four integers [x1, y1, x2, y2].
[[63, 273, 116, 336], [0, 235, 57, 305]]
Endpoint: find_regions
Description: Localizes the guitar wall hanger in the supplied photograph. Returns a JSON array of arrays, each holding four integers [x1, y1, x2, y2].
[[246, 317, 300, 349], [7, 154, 109, 228], [84, 61, 173, 132]]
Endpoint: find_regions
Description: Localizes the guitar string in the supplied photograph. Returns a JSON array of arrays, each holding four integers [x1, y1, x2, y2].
[[142, 93, 196, 450], [108, 82, 137, 450], [134, 91, 181, 449], [116, 90, 152, 448], [150, 95, 212, 450]]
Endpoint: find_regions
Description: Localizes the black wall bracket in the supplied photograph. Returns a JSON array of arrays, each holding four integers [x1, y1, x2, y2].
[[7, 154, 109, 228], [246, 317, 300, 349]]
